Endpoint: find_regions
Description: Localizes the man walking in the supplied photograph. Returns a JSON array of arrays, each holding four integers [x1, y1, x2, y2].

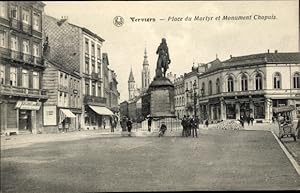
[[127, 118, 133, 137], [191, 116, 198, 138], [181, 115, 187, 137], [148, 117, 152, 132]]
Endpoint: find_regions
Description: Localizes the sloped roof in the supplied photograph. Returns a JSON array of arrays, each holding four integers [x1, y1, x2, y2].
[[223, 52, 300, 66], [128, 68, 135, 82], [206, 58, 223, 72]]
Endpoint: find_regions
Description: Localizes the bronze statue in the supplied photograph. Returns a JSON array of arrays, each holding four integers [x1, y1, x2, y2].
[[156, 38, 171, 78]]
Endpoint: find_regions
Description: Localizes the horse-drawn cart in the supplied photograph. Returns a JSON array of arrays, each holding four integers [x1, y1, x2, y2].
[[273, 105, 297, 141]]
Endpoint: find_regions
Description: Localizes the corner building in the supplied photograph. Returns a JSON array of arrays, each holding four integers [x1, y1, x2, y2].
[[0, 1, 47, 135], [198, 51, 300, 123]]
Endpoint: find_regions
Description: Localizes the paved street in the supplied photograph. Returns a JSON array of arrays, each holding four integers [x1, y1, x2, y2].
[[1, 129, 299, 192]]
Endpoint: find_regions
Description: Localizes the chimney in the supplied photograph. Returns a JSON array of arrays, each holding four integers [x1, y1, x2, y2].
[[57, 16, 68, 26], [274, 50, 278, 53], [267, 49, 269, 53]]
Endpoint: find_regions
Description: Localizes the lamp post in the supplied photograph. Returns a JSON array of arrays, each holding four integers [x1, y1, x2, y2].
[[185, 82, 199, 117]]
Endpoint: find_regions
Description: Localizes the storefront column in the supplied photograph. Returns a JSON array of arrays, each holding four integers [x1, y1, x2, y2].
[[249, 99, 254, 118], [236, 102, 240, 119], [31, 110, 37, 134], [265, 98, 272, 122], [220, 100, 226, 120]]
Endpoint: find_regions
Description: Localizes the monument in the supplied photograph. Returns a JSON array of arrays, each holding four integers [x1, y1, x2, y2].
[[142, 38, 175, 118]]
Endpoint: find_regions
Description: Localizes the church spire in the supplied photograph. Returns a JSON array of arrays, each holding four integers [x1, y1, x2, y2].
[[128, 67, 135, 82], [143, 48, 149, 66]]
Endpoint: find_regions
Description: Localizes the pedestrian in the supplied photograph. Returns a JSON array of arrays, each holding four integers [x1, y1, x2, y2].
[[205, 119, 209, 128], [296, 118, 300, 139], [181, 115, 187, 137], [127, 118, 133, 136], [187, 115, 191, 137], [103, 118, 106, 129], [158, 122, 167, 137], [250, 116, 254, 126], [239, 117, 244, 128], [148, 117, 152, 132], [191, 116, 198, 138], [247, 117, 250, 126], [110, 117, 114, 132], [272, 116, 275, 124]]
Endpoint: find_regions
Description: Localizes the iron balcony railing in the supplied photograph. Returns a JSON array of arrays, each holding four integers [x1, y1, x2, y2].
[[0, 84, 48, 99]]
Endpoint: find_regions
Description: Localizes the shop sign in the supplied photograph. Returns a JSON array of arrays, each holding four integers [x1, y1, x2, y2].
[[43, 106, 57, 126], [16, 101, 41, 110]]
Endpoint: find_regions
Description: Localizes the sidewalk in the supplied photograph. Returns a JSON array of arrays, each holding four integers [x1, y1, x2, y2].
[[1, 129, 121, 150]]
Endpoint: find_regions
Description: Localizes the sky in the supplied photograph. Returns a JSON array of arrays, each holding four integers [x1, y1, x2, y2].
[[44, 1, 299, 102]]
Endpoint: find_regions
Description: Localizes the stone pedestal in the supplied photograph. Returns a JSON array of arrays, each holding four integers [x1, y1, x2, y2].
[[146, 77, 175, 118]]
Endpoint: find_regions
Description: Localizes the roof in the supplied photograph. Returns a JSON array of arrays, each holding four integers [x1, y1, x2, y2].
[[102, 53, 109, 66], [206, 58, 223, 72], [128, 68, 135, 82], [223, 52, 300, 66], [46, 59, 81, 79]]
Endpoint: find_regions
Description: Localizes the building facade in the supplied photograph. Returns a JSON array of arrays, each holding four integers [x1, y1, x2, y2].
[[108, 68, 120, 114], [174, 75, 185, 119], [198, 51, 300, 123], [0, 1, 47, 135], [42, 60, 81, 133], [43, 14, 114, 131]]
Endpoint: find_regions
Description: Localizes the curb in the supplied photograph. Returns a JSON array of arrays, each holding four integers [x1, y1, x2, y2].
[[271, 131, 300, 175]]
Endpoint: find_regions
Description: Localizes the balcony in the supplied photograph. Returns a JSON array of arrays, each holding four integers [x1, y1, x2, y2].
[[0, 84, 48, 99], [91, 55, 95, 61], [83, 95, 106, 106], [0, 47, 10, 58], [97, 57, 101, 63], [11, 50, 22, 60], [33, 56, 42, 65], [20, 22, 32, 34], [91, 72, 102, 81], [10, 18, 20, 30], [22, 53, 33, 63]]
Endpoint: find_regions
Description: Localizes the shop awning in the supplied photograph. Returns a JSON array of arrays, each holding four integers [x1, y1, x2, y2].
[[273, 105, 295, 114], [89, 105, 114, 115], [59, 109, 76, 123]]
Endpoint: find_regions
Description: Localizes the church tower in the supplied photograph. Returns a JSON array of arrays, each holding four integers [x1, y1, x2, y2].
[[141, 48, 150, 93], [128, 68, 135, 100]]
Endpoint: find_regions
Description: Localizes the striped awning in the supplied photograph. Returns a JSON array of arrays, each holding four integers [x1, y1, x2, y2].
[[59, 109, 76, 123]]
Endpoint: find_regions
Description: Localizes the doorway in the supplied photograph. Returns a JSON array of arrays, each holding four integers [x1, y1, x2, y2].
[[19, 110, 32, 132]]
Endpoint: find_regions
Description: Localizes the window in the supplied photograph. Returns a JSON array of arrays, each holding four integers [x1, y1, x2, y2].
[[97, 45, 101, 58], [202, 82, 205, 96], [85, 58, 89, 74], [85, 80, 89, 95], [98, 85, 101, 96], [10, 5, 17, 19], [33, 44, 40, 57], [92, 83, 96, 96], [227, 76, 234, 92], [10, 67, 17, 86], [10, 35, 18, 51], [216, 78, 220, 93], [241, 74, 248, 91], [273, 72, 281, 89], [208, 80, 212, 95], [0, 2, 7, 18], [22, 40, 29, 54], [92, 60, 95, 73], [85, 39, 89, 54], [293, 72, 300, 89], [32, 13, 40, 31], [0, 64, 5, 84], [32, 71, 39, 89], [91, 42, 95, 57], [22, 9, 30, 24], [0, 30, 6, 47], [22, 69, 29, 88], [255, 74, 263, 90]]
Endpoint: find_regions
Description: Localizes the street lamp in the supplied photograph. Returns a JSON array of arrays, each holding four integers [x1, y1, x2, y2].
[[185, 82, 199, 117]]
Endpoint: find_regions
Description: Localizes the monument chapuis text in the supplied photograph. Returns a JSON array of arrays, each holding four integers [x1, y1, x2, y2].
[[142, 38, 175, 118]]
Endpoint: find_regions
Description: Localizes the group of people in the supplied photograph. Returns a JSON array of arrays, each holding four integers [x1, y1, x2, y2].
[[120, 117, 133, 136], [181, 115, 200, 138], [238, 115, 254, 128]]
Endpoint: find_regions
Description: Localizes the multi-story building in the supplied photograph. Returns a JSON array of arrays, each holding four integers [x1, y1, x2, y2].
[[0, 1, 47, 135], [43, 15, 113, 131], [174, 75, 185, 119], [184, 64, 206, 117], [42, 59, 81, 133], [108, 68, 120, 114], [198, 51, 300, 123]]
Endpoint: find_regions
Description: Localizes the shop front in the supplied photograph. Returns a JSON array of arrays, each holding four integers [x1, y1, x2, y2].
[[84, 105, 114, 130], [59, 109, 76, 132]]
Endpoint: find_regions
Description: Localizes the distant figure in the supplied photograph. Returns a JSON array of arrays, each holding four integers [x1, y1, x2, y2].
[[239, 118, 244, 128], [250, 116, 254, 126], [127, 118, 133, 136], [205, 119, 209, 128], [191, 116, 198, 138], [158, 123, 167, 137], [103, 118, 106, 129], [181, 115, 187, 137], [187, 115, 191, 136], [247, 117, 250, 126], [296, 118, 300, 139], [272, 116, 275, 124], [148, 117, 152, 132]]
